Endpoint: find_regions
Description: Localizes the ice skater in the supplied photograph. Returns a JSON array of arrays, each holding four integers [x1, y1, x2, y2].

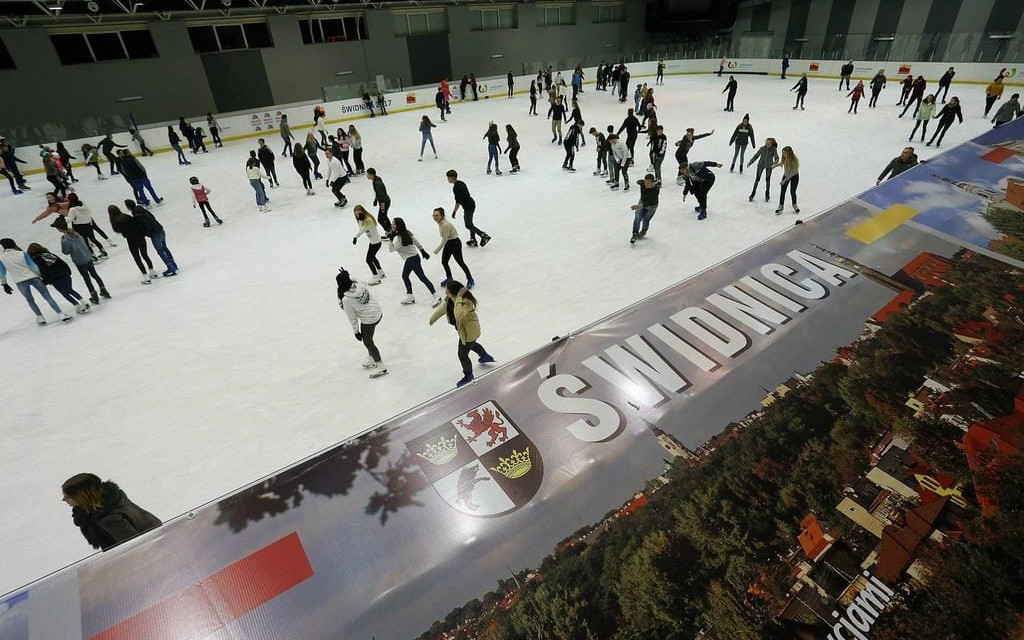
[[279, 114, 293, 157], [55, 142, 77, 183], [435, 87, 447, 122], [657, 59, 666, 84], [590, 127, 609, 177], [897, 75, 913, 105], [292, 144, 315, 196], [549, 96, 567, 144], [167, 127, 190, 165], [304, 133, 323, 180], [26, 243, 90, 314], [648, 125, 667, 181], [847, 80, 866, 113], [447, 170, 490, 247], [747, 137, 779, 202], [323, 149, 348, 209], [617, 108, 641, 164], [428, 282, 494, 387], [909, 95, 936, 141], [781, 55, 789, 80], [128, 124, 153, 157], [352, 205, 384, 284], [992, 93, 1022, 127], [419, 115, 438, 161], [937, 67, 955, 103], [337, 267, 387, 378], [629, 174, 662, 245], [189, 176, 222, 226], [680, 160, 721, 220], [483, 123, 503, 175], [313, 106, 328, 146], [119, 150, 162, 205], [66, 193, 113, 259], [529, 80, 538, 116], [504, 125, 521, 173], [388, 217, 439, 306], [608, 134, 631, 190], [728, 114, 755, 172], [206, 113, 223, 147], [432, 207, 473, 288], [107, 205, 158, 284], [899, 76, 927, 118], [562, 121, 582, 172], [722, 75, 738, 111], [257, 139, 280, 187], [337, 129, 355, 175], [246, 157, 271, 212], [80, 144, 106, 179], [927, 97, 963, 148], [772, 146, 800, 214], [868, 70, 886, 108], [876, 147, 918, 185], [791, 73, 808, 110], [95, 132, 126, 175], [53, 216, 109, 304], [674, 127, 714, 179], [0, 139, 30, 190], [366, 168, 392, 232], [839, 61, 854, 90], [1, 237, 73, 324], [126, 200, 176, 277], [985, 77, 1005, 117]]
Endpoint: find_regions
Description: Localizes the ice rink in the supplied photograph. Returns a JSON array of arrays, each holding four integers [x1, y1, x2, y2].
[[0, 71, 993, 595]]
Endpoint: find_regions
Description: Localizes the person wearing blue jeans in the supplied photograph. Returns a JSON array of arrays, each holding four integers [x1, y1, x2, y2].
[[387, 217, 439, 306], [419, 116, 437, 160], [629, 174, 661, 244], [0, 238, 72, 324], [483, 123, 502, 175], [124, 200, 177, 276]]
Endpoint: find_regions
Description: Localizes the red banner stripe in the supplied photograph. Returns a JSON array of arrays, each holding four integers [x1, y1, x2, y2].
[[982, 147, 1015, 164], [89, 532, 314, 640]]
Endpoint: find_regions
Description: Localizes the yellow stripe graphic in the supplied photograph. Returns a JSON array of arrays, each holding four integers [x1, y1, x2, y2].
[[847, 204, 919, 244]]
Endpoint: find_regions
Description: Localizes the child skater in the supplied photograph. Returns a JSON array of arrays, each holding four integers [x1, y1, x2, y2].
[[337, 267, 387, 378], [352, 205, 384, 285], [80, 144, 106, 180], [428, 281, 495, 388], [189, 176, 222, 226], [847, 80, 865, 113], [388, 217, 440, 307]]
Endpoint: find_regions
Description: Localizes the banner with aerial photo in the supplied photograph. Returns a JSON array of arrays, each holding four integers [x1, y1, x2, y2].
[[3, 120, 1024, 640]]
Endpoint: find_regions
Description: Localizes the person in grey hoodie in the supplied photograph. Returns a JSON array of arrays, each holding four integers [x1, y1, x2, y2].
[[279, 114, 294, 157], [876, 147, 918, 185], [992, 94, 1022, 127], [746, 137, 779, 202], [728, 114, 755, 173], [337, 268, 387, 378], [52, 216, 110, 304]]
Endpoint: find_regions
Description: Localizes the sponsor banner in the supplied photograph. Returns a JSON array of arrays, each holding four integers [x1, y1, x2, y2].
[[809, 61, 821, 72], [898, 63, 913, 75], [3, 120, 1024, 640]]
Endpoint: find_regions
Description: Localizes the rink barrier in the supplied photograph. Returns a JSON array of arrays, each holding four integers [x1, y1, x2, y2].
[[16, 56, 1020, 177]]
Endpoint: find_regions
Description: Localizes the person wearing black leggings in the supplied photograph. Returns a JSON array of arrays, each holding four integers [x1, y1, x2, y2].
[[447, 170, 491, 247], [108, 205, 156, 284], [428, 281, 495, 387], [366, 168, 392, 232], [432, 208, 473, 289], [292, 143, 314, 196], [927, 97, 963, 148], [337, 268, 387, 378], [388, 217, 439, 306], [353, 205, 384, 285], [95, 133, 126, 175]]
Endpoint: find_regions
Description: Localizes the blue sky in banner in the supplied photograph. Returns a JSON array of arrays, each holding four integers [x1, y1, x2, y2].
[[861, 118, 1024, 251]]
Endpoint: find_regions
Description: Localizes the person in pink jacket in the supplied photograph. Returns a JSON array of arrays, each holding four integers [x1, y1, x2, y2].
[[189, 176, 222, 227]]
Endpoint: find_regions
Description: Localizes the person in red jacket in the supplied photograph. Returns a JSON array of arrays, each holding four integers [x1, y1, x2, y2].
[[847, 81, 866, 114]]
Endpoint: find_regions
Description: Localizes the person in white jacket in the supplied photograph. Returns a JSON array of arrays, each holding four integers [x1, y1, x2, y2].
[[245, 157, 271, 212], [337, 268, 386, 377], [324, 150, 349, 208], [607, 134, 631, 190], [0, 238, 72, 325], [352, 205, 384, 284]]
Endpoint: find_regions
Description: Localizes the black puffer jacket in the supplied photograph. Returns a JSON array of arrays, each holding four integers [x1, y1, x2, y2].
[[71, 481, 162, 550], [27, 250, 71, 284]]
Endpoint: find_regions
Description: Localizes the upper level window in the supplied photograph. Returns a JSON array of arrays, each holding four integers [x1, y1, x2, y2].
[[592, 3, 624, 24], [299, 16, 368, 44], [537, 4, 575, 27], [471, 7, 517, 31], [187, 22, 273, 53], [393, 10, 448, 36], [50, 29, 158, 65]]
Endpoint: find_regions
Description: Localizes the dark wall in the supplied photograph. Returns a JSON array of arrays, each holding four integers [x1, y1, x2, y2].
[[201, 50, 274, 114]]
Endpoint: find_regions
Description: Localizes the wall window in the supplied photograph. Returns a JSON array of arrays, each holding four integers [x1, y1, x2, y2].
[[299, 16, 368, 44], [592, 3, 624, 24], [470, 7, 517, 31], [537, 4, 576, 27], [50, 29, 158, 65], [393, 10, 448, 36], [0, 38, 14, 69], [187, 22, 273, 53]]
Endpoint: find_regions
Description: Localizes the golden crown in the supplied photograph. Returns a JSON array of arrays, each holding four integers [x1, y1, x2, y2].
[[490, 447, 533, 479], [417, 435, 459, 465]]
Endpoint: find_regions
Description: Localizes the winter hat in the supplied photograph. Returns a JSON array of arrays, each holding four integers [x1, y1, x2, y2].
[[51, 217, 68, 230], [336, 268, 353, 296], [189, 176, 199, 185], [0, 238, 17, 250]]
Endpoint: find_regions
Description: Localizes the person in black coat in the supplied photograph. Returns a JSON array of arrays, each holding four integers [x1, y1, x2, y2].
[[791, 74, 808, 110], [722, 75, 738, 111], [927, 97, 964, 148], [62, 473, 161, 550], [256, 139, 279, 187], [109, 204, 157, 283], [899, 76, 927, 118], [839, 61, 854, 90]]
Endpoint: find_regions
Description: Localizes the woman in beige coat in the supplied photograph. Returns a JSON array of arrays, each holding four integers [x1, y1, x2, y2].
[[429, 281, 494, 387]]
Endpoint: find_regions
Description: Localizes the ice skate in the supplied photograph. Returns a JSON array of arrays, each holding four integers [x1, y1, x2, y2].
[[361, 357, 376, 368], [479, 234, 491, 247], [456, 374, 474, 388], [203, 221, 211, 227], [76, 302, 91, 314], [100, 288, 111, 299], [36, 315, 46, 326], [61, 313, 74, 323], [401, 294, 415, 305], [466, 239, 478, 247], [793, 205, 801, 213], [630, 233, 638, 245], [467, 278, 475, 289], [431, 294, 443, 308], [148, 269, 159, 280], [775, 205, 784, 214], [495, 169, 502, 175], [89, 293, 100, 305], [478, 354, 495, 364], [369, 274, 383, 285], [368, 362, 388, 378]]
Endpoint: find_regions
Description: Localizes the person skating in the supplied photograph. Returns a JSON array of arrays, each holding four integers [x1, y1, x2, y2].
[[937, 67, 955, 103], [246, 157, 272, 212], [313, 106, 328, 147], [722, 75, 738, 111], [125, 200, 176, 277], [337, 129, 356, 175], [747, 137, 779, 202], [189, 176, 223, 226], [178, 117, 198, 153], [337, 267, 387, 377], [897, 74, 913, 105], [909, 95, 936, 141], [868, 70, 886, 108], [119, 150, 162, 206], [388, 217, 439, 306], [304, 133, 324, 180], [781, 55, 789, 80], [256, 139, 280, 187], [549, 96, 567, 145], [0, 139, 31, 190], [80, 144, 105, 180], [1, 238, 74, 324], [26, 243, 90, 314], [55, 142, 78, 183], [353, 205, 384, 284], [657, 59, 666, 84], [435, 87, 447, 122], [366, 168, 392, 232], [717, 56, 726, 77], [206, 113, 223, 147], [459, 75, 469, 102], [680, 160, 721, 220], [128, 124, 153, 157], [674, 127, 714, 179], [42, 154, 68, 198], [617, 108, 641, 164], [562, 121, 582, 172], [608, 134, 631, 190], [432, 207, 473, 288], [167, 127, 190, 165], [483, 123, 503, 175], [65, 193, 112, 259], [60, 473, 161, 550], [323, 149, 348, 209], [95, 132, 126, 175], [107, 205, 157, 283], [569, 98, 586, 147], [876, 147, 919, 185], [419, 115, 438, 161], [52, 216, 109, 304], [791, 73, 808, 110], [629, 174, 662, 244], [839, 61, 854, 90], [292, 144, 315, 196], [504, 125, 521, 173], [279, 114, 293, 157], [469, 73, 478, 101], [772, 146, 800, 214], [985, 77, 1005, 117], [992, 93, 1022, 127], [507, 70, 514, 98], [728, 115, 755, 173], [0, 151, 22, 194], [847, 81, 866, 113], [927, 96, 963, 148], [590, 127, 610, 177], [899, 76, 927, 118], [447, 170, 490, 247], [528, 80, 539, 116], [428, 281, 494, 387], [441, 77, 452, 114], [648, 125, 667, 181]]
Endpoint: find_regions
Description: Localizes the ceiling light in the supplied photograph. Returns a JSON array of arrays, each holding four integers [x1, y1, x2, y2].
[[87, 1, 99, 10]]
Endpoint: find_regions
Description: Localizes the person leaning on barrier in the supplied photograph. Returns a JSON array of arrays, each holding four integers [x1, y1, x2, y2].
[[876, 147, 919, 185], [61, 473, 161, 550]]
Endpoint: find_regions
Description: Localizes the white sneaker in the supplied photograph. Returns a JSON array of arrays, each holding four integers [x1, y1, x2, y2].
[[401, 294, 415, 305], [361, 357, 376, 368], [61, 313, 74, 323], [369, 362, 388, 378], [369, 274, 383, 285]]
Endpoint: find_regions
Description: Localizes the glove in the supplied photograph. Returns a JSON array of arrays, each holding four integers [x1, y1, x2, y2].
[[352, 237, 357, 245], [354, 332, 362, 342], [2, 284, 11, 295], [373, 199, 377, 206], [420, 249, 430, 260]]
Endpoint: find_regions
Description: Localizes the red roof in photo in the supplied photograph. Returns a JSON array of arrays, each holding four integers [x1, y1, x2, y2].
[[962, 385, 1024, 513], [876, 496, 949, 584], [797, 514, 831, 560], [871, 290, 916, 324], [892, 252, 953, 290]]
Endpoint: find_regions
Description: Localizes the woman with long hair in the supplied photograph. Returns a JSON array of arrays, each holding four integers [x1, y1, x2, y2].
[[55, 142, 77, 183], [387, 217, 439, 306], [245, 157, 271, 212], [505, 124, 521, 173], [26, 242, 90, 314], [42, 154, 67, 198], [167, 126, 190, 165], [304, 132, 323, 180], [0, 237, 73, 324], [910, 94, 936, 142], [746, 137, 778, 203], [483, 122, 502, 175], [772, 146, 800, 214], [66, 192, 114, 257], [428, 281, 495, 387], [353, 204, 384, 285], [292, 143, 314, 196], [61, 473, 161, 550], [419, 115, 437, 161], [348, 125, 365, 175], [336, 268, 387, 378], [336, 128, 355, 175], [108, 204, 157, 283]]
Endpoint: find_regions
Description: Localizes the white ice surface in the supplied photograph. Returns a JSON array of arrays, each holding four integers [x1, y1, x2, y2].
[[0, 74, 992, 595]]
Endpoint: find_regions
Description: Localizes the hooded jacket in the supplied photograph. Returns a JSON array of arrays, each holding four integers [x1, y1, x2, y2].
[[70, 481, 162, 550], [340, 282, 382, 331], [61, 232, 94, 266], [27, 249, 71, 284]]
